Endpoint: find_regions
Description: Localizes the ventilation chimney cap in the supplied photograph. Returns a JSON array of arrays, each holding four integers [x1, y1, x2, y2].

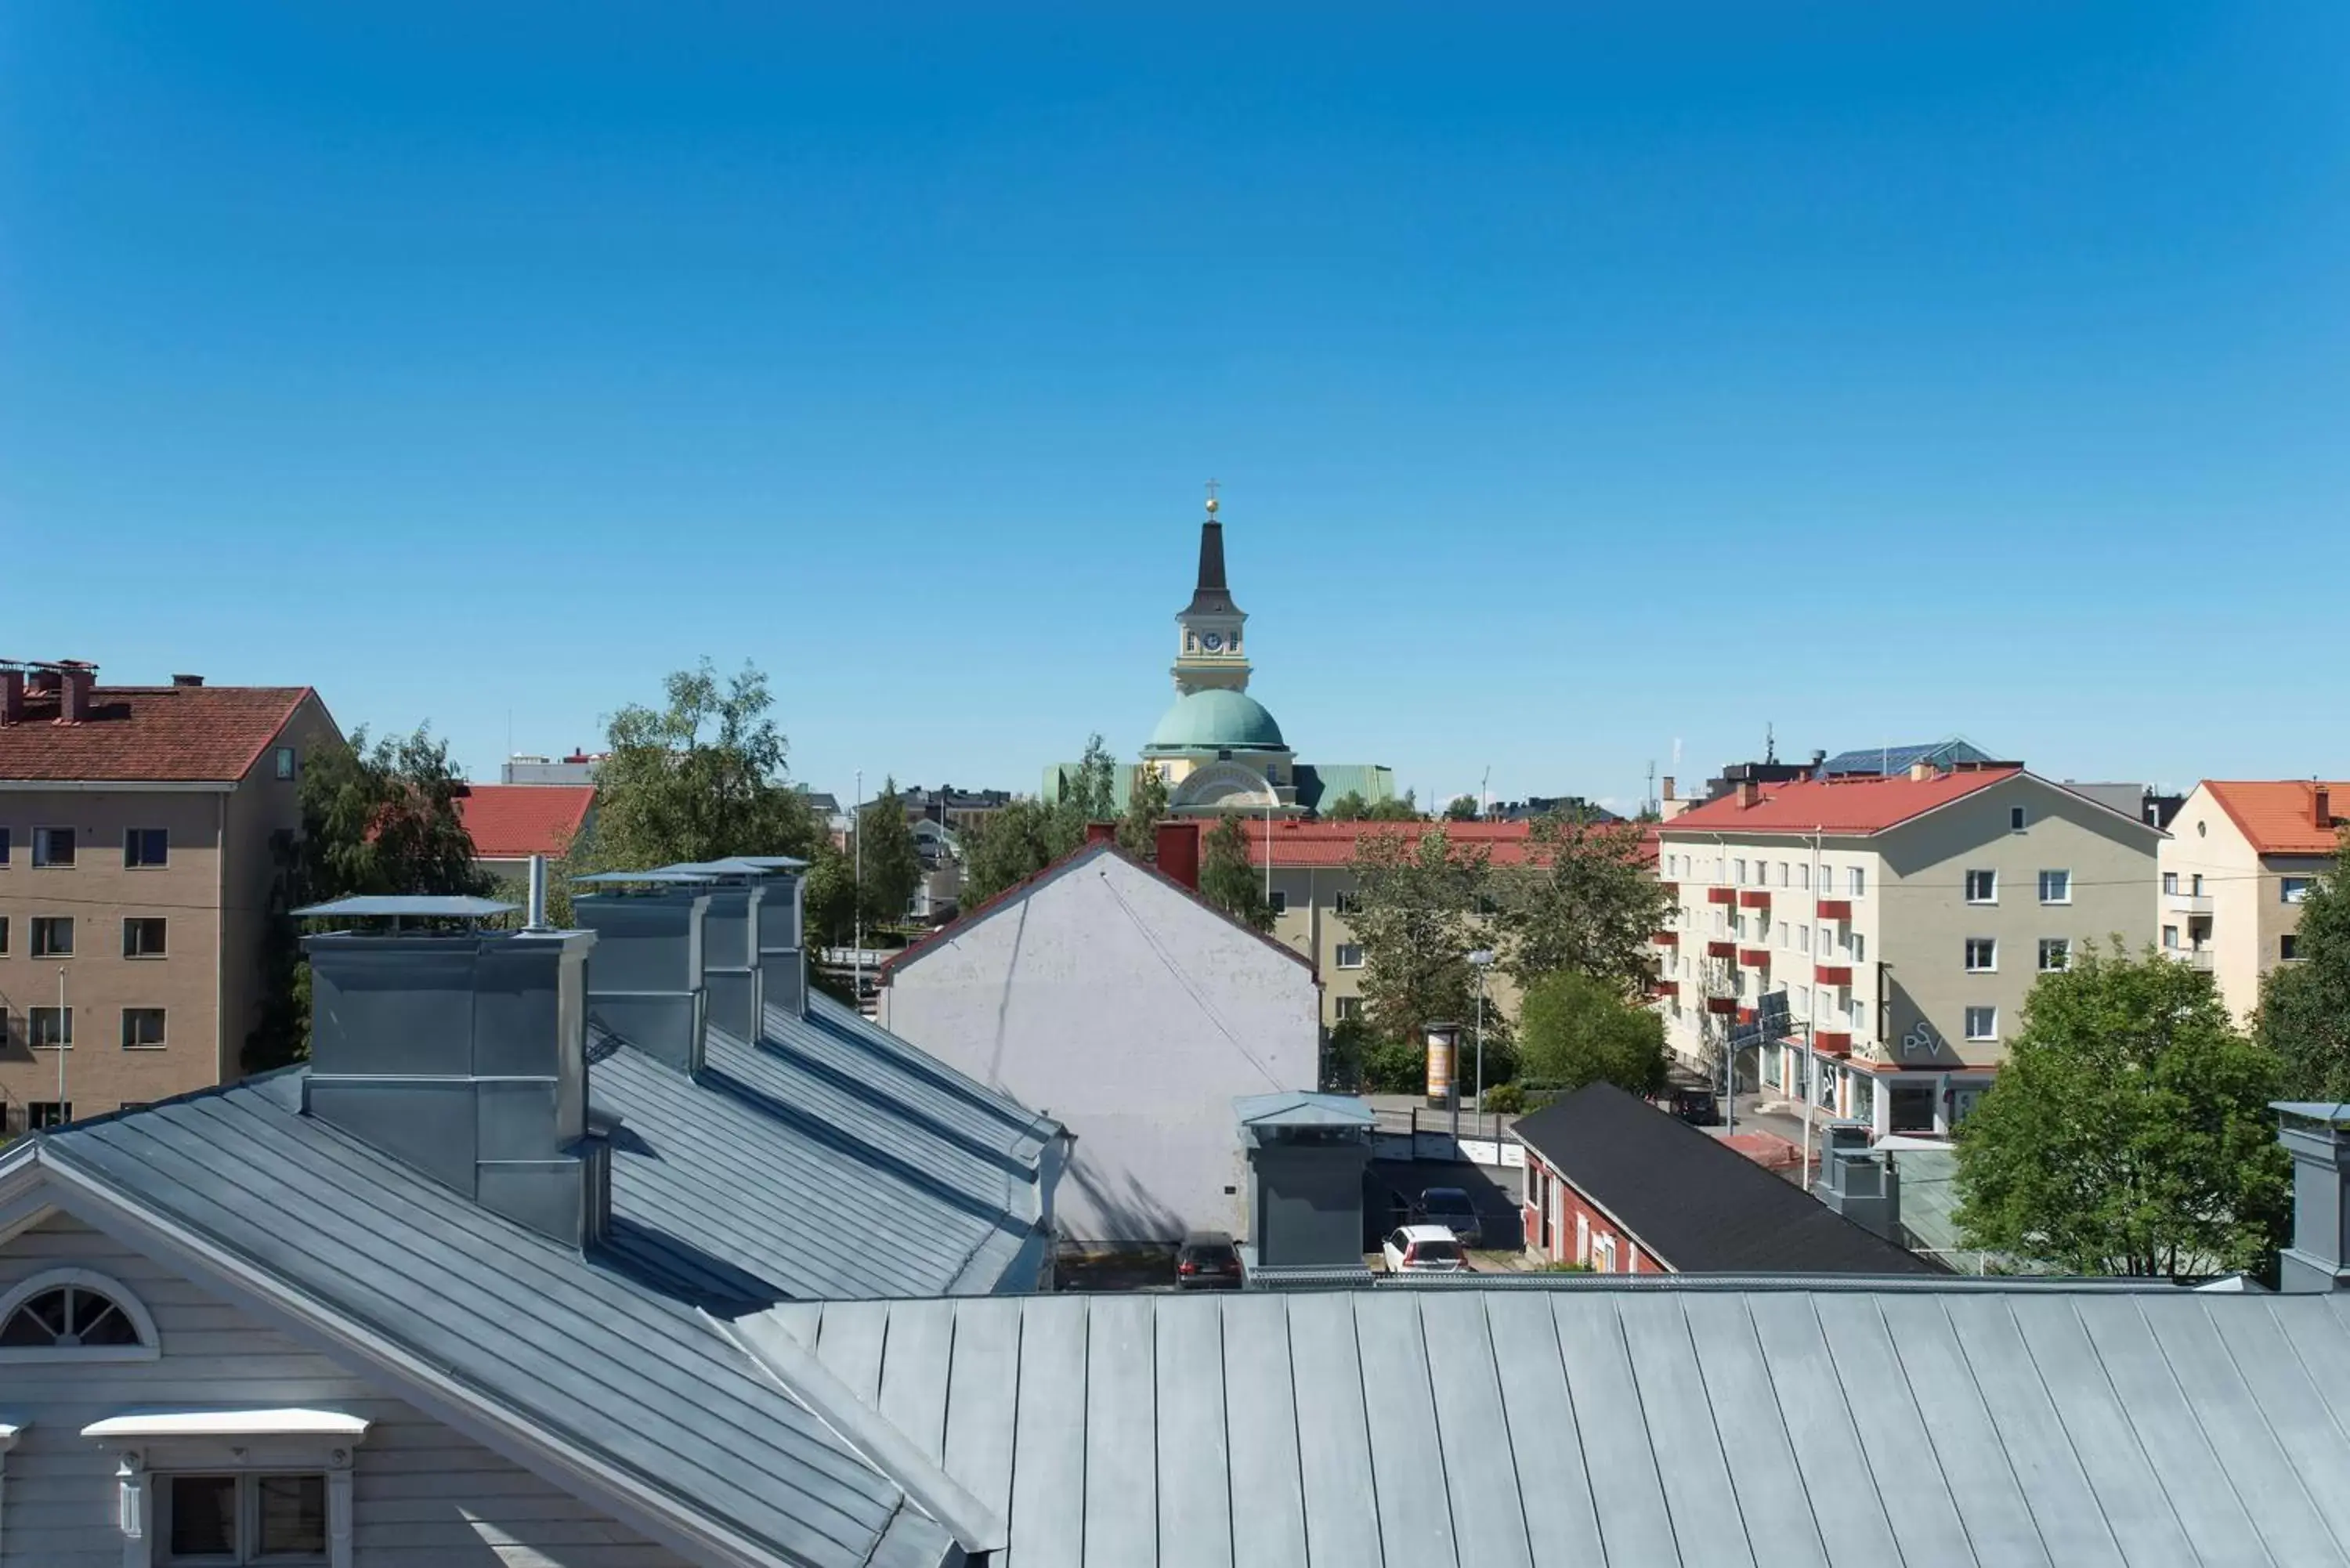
[[171, 673, 204, 687], [295, 894, 519, 920]]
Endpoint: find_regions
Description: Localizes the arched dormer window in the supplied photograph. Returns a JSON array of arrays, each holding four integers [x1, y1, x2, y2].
[[0, 1268, 160, 1361]]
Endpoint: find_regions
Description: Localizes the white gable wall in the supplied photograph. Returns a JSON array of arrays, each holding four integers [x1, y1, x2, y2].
[[0, 1211, 691, 1568], [882, 851, 1319, 1245]]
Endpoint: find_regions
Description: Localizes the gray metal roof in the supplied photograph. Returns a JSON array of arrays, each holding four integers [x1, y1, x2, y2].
[[593, 995, 1057, 1303], [757, 1287, 2350, 1567], [292, 894, 519, 917], [1234, 1092, 1375, 1129], [572, 868, 720, 885], [34, 1075, 956, 1568]]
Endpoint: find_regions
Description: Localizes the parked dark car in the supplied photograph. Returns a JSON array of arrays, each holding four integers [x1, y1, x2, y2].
[[1416, 1187, 1484, 1249], [1176, 1230, 1243, 1289], [1669, 1087, 1721, 1126]]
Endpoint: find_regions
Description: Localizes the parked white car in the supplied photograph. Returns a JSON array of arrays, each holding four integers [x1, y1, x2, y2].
[[1383, 1224, 1466, 1274]]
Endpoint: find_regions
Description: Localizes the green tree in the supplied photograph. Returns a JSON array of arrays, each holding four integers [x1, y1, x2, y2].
[[1347, 826, 1490, 1050], [2256, 833, 2350, 1099], [853, 779, 924, 930], [1364, 791, 1421, 822], [1199, 813, 1274, 931], [1497, 814, 1671, 996], [1322, 790, 1371, 822], [1057, 732, 1119, 823], [573, 659, 822, 873], [1443, 794, 1480, 821], [803, 839, 859, 947], [958, 797, 1077, 905], [1955, 944, 2290, 1277], [1517, 971, 1668, 1095], [1119, 764, 1170, 861], [246, 725, 490, 1071]]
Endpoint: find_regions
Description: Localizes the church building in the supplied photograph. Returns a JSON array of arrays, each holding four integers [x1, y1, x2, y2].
[[1047, 494, 1396, 817]]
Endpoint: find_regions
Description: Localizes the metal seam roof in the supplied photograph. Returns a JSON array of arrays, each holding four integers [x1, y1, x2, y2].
[[755, 1288, 2350, 1568], [39, 1079, 942, 1568]]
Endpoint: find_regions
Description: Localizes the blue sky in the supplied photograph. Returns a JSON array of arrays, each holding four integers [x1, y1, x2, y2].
[[5, 4, 2344, 809]]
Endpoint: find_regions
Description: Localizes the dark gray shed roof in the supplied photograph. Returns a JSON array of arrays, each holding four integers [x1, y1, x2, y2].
[[757, 1286, 2350, 1568], [30, 1075, 957, 1568], [596, 991, 1058, 1304]]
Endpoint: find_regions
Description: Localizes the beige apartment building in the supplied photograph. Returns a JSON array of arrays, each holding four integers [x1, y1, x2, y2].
[[2158, 779, 2345, 1023], [0, 661, 338, 1131], [1656, 764, 2161, 1140]]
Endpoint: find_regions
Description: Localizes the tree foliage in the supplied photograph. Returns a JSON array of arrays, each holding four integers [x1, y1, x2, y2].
[[2256, 833, 2350, 1100], [1954, 944, 2289, 1277], [960, 733, 1119, 905], [852, 779, 924, 930], [1119, 764, 1170, 861], [246, 725, 490, 1071], [803, 840, 859, 948], [573, 659, 822, 873], [1322, 789, 1420, 822], [1347, 826, 1490, 1050], [1517, 970, 1669, 1095], [1443, 794, 1480, 821], [1199, 813, 1274, 931], [1497, 813, 1670, 996]]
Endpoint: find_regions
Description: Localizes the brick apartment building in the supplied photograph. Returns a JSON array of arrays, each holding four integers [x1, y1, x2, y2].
[[0, 660, 339, 1129]]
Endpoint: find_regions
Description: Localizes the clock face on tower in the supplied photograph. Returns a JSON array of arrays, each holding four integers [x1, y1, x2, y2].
[[1201, 632, 1224, 652]]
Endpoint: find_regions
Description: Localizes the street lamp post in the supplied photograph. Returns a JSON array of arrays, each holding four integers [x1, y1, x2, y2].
[[1469, 949, 1495, 1141]]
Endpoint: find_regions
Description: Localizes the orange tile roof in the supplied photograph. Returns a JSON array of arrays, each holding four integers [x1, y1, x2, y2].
[[1659, 768, 2022, 837], [1242, 818, 1659, 869], [0, 682, 318, 782], [2202, 780, 2349, 857], [456, 784, 596, 860]]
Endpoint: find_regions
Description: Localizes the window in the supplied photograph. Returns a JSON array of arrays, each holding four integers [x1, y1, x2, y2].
[[0, 1275, 144, 1348], [124, 828, 170, 868], [273, 746, 298, 780], [31, 916, 73, 957], [2162, 871, 2178, 894], [1965, 938, 1997, 972], [2010, 806, 2028, 833], [1799, 863, 1811, 891], [0, 826, 9, 864], [1851, 933, 1866, 963], [122, 1008, 167, 1049], [1777, 862, 1790, 887], [1793, 983, 1810, 1014], [2283, 878, 2312, 905], [1849, 866, 1866, 896], [1818, 864, 1834, 891], [2038, 869, 2071, 904], [1965, 1006, 1998, 1042], [1849, 998, 1867, 1032], [2281, 934, 2300, 963], [1335, 944, 1364, 970], [1798, 925, 1811, 954], [30, 1007, 71, 1047], [2039, 938, 2070, 971], [124, 917, 168, 958], [1334, 891, 1361, 916], [1333, 995, 1360, 1021], [160, 1471, 328, 1563], [0, 916, 8, 955], [1734, 858, 1747, 885], [1965, 869, 1998, 903], [24, 1101, 70, 1129], [1267, 891, 1287, 915], [31, 827, 74, 867], [2163, 924, 2179, 949]]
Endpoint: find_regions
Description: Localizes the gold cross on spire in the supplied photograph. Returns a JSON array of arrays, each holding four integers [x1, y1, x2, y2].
[[1204, 478, 1220, 515]]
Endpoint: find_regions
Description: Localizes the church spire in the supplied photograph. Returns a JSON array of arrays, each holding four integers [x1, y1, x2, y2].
[[1184, 482, 1241, 616]]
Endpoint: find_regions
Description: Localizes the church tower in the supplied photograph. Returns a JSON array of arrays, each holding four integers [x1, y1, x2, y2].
[[1172, 490, 1251, 695]]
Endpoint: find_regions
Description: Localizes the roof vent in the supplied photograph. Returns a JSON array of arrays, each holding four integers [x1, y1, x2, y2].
[[1908, 761, 1936, 782], [172, 673, 204, 687], [2317, 785, 2334, 832], [297, 899, 609, 1249]]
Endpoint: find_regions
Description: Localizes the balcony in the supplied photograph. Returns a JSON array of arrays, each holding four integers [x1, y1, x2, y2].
[[1814, 963, 1853, 987], [1811, 1030, 1853, 1056], [1736, 1006, 1757, 1024], [1652, 930, 1679, 947], [1738, 889, 1771, 909], [1705, 940, 1738, 959], [2168, 947, 2215, 971], [1650, 980, 1679, 1001], [1705, 995, 1738, 1015], [1706, 887, 1737, 905], [2164, 888, 2214, 916], [1816, 898, 1851, 921], [1738, 948, 1770, 968]]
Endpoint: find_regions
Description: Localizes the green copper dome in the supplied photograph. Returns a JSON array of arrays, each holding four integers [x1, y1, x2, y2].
[[1144, 688, 1287, 753]]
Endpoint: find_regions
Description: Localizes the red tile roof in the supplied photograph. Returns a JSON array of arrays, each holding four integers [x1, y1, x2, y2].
[[0, 682, 318, 782], [456, 784, 596, 860], [1241, 818, 1659, 869], [2202, 780, 2350, 858], [1658, 768, 2023, 837]]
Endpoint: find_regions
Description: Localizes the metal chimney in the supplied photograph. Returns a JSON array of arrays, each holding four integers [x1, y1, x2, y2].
[[572, 873, 711, 1075], [298, 896, 609, 1249], [2275, 1104, 2350, 1292], [1813, 1122, 1900, 1240], [661, 862, 766, 1042]]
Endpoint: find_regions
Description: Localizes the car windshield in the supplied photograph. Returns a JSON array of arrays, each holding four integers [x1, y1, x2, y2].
[[1181, 1242, 1235, 1263], [1412, 1238, 1462, 1261]]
